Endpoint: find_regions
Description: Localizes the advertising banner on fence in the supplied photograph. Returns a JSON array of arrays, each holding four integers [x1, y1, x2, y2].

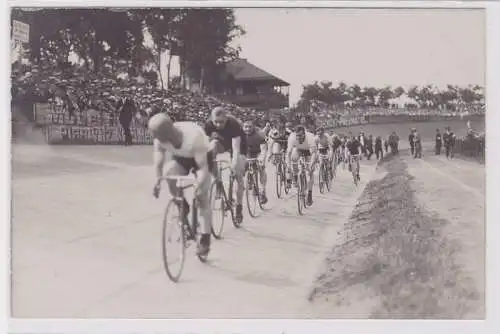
[[45, 125, 153, 145], [34, 103, 52, 125]]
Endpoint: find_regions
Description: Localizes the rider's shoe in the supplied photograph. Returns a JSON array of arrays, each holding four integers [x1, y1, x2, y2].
[[196, 233, 211, 256], [235, 204, 243, 223], [260, 193, 268, 204]]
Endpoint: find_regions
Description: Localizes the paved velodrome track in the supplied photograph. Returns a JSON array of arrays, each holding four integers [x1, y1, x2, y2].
[[10, 139, 485, 318]]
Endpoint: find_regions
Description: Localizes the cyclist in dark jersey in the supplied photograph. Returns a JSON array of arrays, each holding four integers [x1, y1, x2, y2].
[[204, 107, 246, 223]]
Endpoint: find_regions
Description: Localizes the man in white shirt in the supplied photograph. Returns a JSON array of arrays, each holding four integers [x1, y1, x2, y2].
[[148, 113, 213, 256], [286, 125, 318, 206]]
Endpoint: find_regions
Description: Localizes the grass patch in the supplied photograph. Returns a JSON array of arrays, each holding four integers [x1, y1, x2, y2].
[[309, 155, 481, 319]]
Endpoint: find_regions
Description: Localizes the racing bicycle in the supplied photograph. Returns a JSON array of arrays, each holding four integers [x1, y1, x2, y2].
[[209, 159, 238, 240], [245, 157, 265, 217]]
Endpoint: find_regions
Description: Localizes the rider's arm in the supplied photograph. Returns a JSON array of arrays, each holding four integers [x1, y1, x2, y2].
[[153, 139, 166, 180], [231, 120, 243, 157], [232, 135, 241, 157], [259, 135, 268, 158]]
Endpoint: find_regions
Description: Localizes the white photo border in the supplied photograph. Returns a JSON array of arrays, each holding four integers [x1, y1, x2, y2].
[[2, 1, 498, 333]]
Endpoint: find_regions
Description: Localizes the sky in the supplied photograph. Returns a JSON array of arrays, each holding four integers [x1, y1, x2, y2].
[[231, 8, 485, 104], [60, 7, 485, 106]]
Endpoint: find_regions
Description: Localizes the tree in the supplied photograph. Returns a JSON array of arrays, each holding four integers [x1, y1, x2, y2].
[[393, 86, 405, 98], [378, 85, 393, 106], [11, 8, 144, 72], [175, 8, 245, 92]]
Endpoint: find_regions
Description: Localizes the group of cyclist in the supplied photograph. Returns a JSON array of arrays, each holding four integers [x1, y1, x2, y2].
[[147, 106, 365, 259]]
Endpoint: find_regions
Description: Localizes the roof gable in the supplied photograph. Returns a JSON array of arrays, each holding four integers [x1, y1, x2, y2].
[[225, 59, 289, 85]]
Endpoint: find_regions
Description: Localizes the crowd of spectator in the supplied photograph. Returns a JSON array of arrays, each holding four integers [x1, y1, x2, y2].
[[11, 61, 486, 156], [11, 61, 270, 129]]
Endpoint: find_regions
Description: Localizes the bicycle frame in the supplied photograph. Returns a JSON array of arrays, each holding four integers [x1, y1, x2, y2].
[[163, 175, 199, 240]]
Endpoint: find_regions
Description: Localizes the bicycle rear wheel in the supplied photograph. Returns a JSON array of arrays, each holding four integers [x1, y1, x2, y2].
[[246, 171, 258, 217], [210, 181, 225, 240], [162, 200, 187, 283]]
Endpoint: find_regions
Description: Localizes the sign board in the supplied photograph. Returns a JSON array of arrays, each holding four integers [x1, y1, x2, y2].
[[12, 20, 30, 43], [45, 125, 153, 145], [34, 103, 52, 124]]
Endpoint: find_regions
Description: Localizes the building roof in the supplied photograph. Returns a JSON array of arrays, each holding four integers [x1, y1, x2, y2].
[[224, 59, 289, 86]]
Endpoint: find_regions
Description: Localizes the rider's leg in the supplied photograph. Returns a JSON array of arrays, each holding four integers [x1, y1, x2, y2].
[[307, 154, 317, 205], [234, 153, 246, 220], [195, 170, 213, 254], [164, 161, 190, 222], [289, 148, 300, 185]]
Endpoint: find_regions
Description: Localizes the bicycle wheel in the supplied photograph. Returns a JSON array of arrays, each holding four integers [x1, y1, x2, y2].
[[297, 172, 304, 215], [275, 162, 283, 199], [227, 173, 242, 228], [318, 162, 325, 194], [282, 162, 290, 195], [352, 164, 359, 186], [209, 181, 225, 240], [301, 173, 309, 208], [162, 200, 186, 283], [331, 158, 337, 182], [246, 170, 258, 218], [255, 169, 265, 210], [324, 163, 331, 192]]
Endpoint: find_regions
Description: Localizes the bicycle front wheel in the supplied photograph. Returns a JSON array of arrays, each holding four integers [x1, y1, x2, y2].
[[210, 181, 225, 240], [275, 162, 283, 199], [297, 173, 304, 215], [162, 200, 187, 283], [318, 163, 325, 194]]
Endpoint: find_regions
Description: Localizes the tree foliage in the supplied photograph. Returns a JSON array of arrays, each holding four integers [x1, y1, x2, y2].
[[11, 7, 245, 90], [296, 81, 484, 111]]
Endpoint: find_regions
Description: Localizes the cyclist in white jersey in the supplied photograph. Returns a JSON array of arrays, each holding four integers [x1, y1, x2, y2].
[[286, 125, 318, 206], [148, 113, 214, 256]]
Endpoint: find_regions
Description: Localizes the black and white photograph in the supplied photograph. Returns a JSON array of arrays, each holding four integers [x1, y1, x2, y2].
[[4, 1, 498, 332]]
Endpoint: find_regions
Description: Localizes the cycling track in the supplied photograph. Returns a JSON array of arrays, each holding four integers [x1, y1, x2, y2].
[[10, 143, 484, 318]]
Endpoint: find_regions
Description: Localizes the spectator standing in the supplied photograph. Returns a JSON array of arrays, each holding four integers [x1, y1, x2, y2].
[[117, 96, 135, 146], [365, 134, 374, 160], [435, 129, 442, 155], [375, 136, 383, 160], [413, 130, 422, 158], [408, 129, 415, 156], [443, 126, 455, 159]]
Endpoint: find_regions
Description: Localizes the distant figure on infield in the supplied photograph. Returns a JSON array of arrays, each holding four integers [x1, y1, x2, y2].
[[435, 129, 442, 155], [443, 126, 456, 159]]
